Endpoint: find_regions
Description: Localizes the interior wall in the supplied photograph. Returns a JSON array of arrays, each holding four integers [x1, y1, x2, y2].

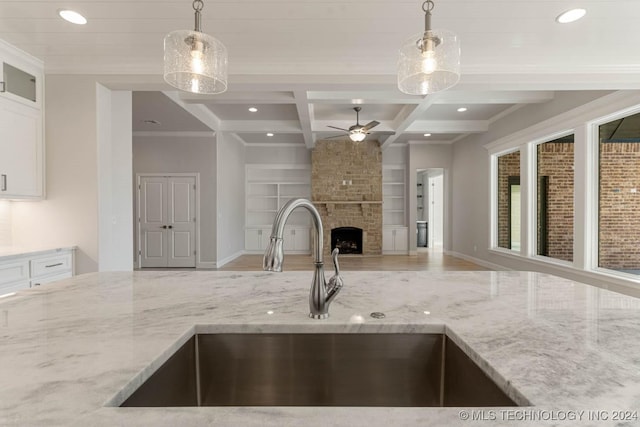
[[11, 75, 100, 273], [451, 91, 615, 266], [216, 132, 246, 265], [245, 145, 310, 165], [133, 134, 217, 265], [97, 86, 133, 271]]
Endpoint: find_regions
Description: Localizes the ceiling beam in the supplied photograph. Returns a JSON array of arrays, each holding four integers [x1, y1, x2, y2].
[[162, 91, 221, 131], [381, 95, 440, 149], [293, 90, 316, 149], [220, 120, 302, 133], [432, 90, 555, 105], [406, 120, 489, 133], [178, 91, 295, 104]]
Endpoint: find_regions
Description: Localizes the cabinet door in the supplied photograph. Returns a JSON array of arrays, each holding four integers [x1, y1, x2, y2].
[[0, 97, 41, 198], [245, 228, 271, 251], [394, 227, 408, 252], [382, 228, 395, 252], [293, 228, 310, 252]]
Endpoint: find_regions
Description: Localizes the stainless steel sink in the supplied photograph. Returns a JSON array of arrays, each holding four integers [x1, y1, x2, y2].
[[120, 333, 517, 407]]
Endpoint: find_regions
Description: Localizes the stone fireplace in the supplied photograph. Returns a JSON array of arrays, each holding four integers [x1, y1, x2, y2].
[[312, 139, 382, 255]]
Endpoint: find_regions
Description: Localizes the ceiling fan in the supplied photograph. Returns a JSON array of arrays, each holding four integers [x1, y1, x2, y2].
[[326, 107, 392, 142]]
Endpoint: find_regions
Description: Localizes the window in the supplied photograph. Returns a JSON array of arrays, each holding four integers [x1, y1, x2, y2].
[[536, 135, 574, 262], [497, 151, 520, 251], [598, 111, 640, 274]]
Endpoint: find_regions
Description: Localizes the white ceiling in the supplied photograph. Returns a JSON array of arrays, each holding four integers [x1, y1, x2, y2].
[[2, 1, 640, 148]]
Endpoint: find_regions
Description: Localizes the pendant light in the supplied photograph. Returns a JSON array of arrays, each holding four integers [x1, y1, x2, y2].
[[397, 0, 460, 95], [164, 0, 228, 94]]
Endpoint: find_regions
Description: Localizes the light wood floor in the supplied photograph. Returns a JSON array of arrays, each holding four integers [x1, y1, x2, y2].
[[218, 249, 488, 271]]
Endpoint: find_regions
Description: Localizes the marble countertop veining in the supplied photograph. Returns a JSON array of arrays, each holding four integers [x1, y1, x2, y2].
[[1, 270, 640, 426]]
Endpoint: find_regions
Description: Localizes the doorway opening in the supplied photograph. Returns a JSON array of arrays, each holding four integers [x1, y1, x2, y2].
[[416, 169, 444, 251]]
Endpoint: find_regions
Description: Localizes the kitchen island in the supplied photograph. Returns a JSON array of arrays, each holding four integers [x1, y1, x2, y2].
[[1, 270, 639, 426]]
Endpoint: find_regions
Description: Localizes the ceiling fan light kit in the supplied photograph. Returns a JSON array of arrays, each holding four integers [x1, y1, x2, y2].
[[164, 0, 228, 94], [326, 107, 382, 143], [397, 0, 460, 95]]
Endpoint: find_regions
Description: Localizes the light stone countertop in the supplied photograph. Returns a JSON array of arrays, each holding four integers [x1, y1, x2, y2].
[[0, 245, 76, 261], [1, 270, 640, 426]]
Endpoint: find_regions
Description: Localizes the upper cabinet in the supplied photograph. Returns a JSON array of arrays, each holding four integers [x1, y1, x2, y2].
[[0, 40, 44, 199]]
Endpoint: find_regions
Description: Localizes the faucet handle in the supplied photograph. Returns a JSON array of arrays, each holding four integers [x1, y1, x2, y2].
[[326, 248, 343, 304], [331, 247, 341, 277]]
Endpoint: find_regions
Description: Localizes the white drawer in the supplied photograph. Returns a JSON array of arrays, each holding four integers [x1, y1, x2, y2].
[[0, 279, 29, 296], [0, 260, 30, 286], [31, 271, 72, 288], [30, 254, 72, 278]]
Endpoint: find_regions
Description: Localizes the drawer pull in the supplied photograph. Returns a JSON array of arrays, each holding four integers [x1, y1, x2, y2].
[[1, 174, 6, 191], [45, 263, 63, 268]]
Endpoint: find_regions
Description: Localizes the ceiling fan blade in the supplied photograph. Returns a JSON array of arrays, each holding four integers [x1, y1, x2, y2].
[[327, 125, 350, 132], [323, 134, 350, 140], [361, 121, 380, 131], [368, 130, 395, 136]]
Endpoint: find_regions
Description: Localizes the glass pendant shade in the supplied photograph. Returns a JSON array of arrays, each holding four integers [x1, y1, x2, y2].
[[164, 29, 228, 94], [398, 29, 460, 95]]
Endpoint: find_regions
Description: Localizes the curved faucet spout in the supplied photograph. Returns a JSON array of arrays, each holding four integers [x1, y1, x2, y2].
[[263, 198, 343, 319]]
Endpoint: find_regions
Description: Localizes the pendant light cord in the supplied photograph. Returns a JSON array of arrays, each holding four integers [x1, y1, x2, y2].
[[193, 0, 204, 32]]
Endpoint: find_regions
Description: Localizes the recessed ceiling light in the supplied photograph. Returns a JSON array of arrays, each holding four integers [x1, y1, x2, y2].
[[58, 9, 87, 25], [424, 133, 432, 137], [248, 107, 258, 112], [457, 107, 468, 112], [556, 8, 586, 24], [267, 133, 274, 137]]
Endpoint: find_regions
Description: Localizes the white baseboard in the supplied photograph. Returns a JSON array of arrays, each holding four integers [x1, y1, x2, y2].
[[445, 251, 510, 271], [212, 251, 244, 269], [196, 261, 217, 269]]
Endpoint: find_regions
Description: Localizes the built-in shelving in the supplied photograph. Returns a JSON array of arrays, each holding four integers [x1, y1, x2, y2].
[[382, 165, 406, 226], [245, 164, 311, 253]]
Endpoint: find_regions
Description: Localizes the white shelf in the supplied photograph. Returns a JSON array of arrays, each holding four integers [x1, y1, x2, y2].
[[383, 165, 406, 226], [245, 164, 312, 230]]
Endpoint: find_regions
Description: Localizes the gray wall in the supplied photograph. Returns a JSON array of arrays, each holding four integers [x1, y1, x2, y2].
[[133, 134, 217, 265], [451, 91, 613, 265], [216, 133, 246, 264], [245, 145, 310, 165]]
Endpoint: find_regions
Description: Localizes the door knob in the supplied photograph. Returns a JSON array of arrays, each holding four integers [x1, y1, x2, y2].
[[168, 225, 173, 229], [161, 225, 167, 229]]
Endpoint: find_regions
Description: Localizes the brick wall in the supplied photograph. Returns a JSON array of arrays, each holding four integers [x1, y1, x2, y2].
[[537, 142, 574, 262], [599, 142, 640, 270], [497, 151, 520, 248], [312, 140, 382, 255]]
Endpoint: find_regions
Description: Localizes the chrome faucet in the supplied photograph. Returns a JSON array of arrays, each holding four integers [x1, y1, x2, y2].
[[263, 198, 343, 319]]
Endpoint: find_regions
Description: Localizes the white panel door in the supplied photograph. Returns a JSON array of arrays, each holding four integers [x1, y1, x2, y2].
[[167, 177, 196, 267], [139, 176, 196, 268]]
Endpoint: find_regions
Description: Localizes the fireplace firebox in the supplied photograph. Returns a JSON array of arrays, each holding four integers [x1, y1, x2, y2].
[[331, 227, 363, 255]]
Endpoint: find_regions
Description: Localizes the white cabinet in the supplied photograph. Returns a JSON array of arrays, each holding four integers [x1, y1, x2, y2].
[[0, 97, 42, 197], [383, 226, 408, 254], [0, 40, 44, 200], [245, 226, 310, 254], [0, 260, 29, 295], [282, 227, 310, 253], [0, 248, 75, 296], [244, 227, 271, 252]]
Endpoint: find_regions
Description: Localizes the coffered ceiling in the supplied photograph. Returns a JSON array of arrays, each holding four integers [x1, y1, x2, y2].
[[3, 1, 640, 148]]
